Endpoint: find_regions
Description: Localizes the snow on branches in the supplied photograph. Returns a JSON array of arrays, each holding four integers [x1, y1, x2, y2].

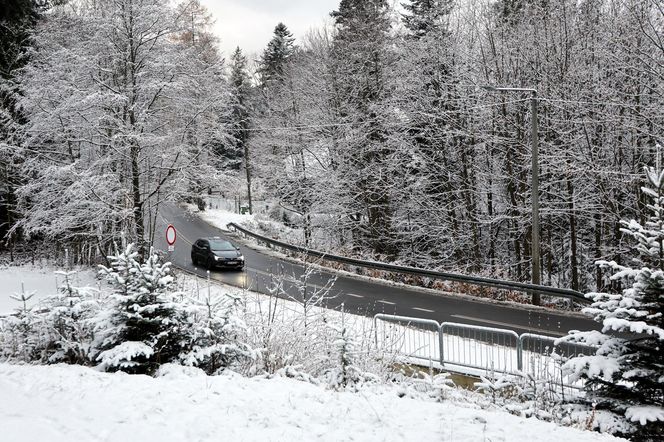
[[561, 163, 664, 441]]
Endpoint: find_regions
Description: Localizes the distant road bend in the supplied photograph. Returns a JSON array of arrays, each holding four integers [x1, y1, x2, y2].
[[156, 203, 598, 337]]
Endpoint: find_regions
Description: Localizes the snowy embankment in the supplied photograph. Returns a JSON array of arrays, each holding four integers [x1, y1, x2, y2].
[[192, 200, 298, 241], [0, 363, 623, 442]]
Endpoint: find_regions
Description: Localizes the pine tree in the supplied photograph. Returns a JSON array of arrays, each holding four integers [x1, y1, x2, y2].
[[326, 319, 377, 390], [330, 0, 400, 258], [401, 0, 453, 38], [0, 0, 41, 250], [257, 23, 296, 88], [42, 271, 99, 364], [562, 162, 664, 440], [94, 245, 185, 375], [228, 46, 254, 213]]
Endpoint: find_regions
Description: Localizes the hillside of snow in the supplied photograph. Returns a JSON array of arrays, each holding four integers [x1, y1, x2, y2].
[[0, 363, 625, 442]]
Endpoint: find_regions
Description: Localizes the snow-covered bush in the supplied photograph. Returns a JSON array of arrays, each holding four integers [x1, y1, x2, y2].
[[93, 245, 188, 375], [394, 369, 456, 402], [179, 290, 255, 375], [0, 271, 99, 364], [474, 375, 518, 406], [38, 271, 100, 364], [325, 322, 379, 390], [244, 267, 339, 376], [0, 293, 41, 362], [560, 165, 664, 440], [243, 268, 393, 384], [92, 244, 254, 376]]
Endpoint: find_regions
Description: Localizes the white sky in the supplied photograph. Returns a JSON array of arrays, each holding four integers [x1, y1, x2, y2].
[[199, 0, 340, 61]]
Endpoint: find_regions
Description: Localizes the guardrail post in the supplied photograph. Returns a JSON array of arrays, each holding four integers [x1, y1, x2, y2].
[[438, 324, 445, 367]]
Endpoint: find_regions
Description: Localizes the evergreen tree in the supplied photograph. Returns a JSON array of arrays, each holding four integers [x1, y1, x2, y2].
[[42, 271, 99, 364], [179, 289, 254, 375], [330, 0, 399, 258], [227, 47, 255, 213], [226, 47, 251, 170], [0, 0, 40, 250], [257, 23, 296, 87], [562, 162, 664, 440], [401, 0, 453, 38], [94, 245, 185, 375]]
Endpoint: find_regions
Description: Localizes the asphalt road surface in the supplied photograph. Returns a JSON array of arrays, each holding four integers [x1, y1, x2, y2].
[[155, 204, 599, 337]]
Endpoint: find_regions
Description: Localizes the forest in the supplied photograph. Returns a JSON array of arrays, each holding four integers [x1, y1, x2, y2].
[[0, 0, 663, 295]]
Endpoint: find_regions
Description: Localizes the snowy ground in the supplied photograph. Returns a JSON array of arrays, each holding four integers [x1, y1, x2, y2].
[[0, 263, 626, 441], [0, 264, 97, 315], [0, 363, 625, 442], [194, 205, 256, 232]]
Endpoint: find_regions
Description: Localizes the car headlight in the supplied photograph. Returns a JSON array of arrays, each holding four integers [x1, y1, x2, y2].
[[238, 255, 244, 261]]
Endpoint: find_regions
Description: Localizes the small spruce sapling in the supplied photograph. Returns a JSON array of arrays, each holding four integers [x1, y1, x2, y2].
[[179, 288, 255, 375], [93, 244, 185, 375], [42, 270, 99, 364]]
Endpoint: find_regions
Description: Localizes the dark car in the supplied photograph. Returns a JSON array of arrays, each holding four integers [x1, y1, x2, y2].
[[191, 237, 245, 270]]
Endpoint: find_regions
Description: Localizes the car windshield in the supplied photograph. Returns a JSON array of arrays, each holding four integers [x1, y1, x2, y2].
[[209, 240, 235, 251]]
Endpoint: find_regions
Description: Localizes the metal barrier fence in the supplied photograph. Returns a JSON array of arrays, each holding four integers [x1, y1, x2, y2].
[[373, 314, 595, 387], [441, 322, 520, 374]]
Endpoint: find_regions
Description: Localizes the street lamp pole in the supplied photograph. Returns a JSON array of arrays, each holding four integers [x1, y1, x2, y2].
[[483, 86, 541, 305]]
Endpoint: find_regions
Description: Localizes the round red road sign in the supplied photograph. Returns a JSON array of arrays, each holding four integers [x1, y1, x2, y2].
[[166, 224, 177, 246]]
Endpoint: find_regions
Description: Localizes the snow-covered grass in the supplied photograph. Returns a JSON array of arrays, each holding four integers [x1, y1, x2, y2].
[[0, 363, 625, 442], [0, 264, 97, 315]]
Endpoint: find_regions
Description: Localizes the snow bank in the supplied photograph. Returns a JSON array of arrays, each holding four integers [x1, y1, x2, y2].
[[195, 207, 256, 232], [0, 363, 624, 442]]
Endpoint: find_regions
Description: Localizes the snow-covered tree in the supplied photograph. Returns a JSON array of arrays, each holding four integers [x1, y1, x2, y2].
[[326, 318, 378, 390], [179, 289, 254, 375], [94, 244, 185, 375], [14, 0, 229, 259], [561, 162, 664, 440], [0, 287, 39, 361], [257, 23, 296, 88], [0, 0, 42, 250], [401, 0, 453, 38], [40, 270, 100, 364], [0, 270, 99, 364], [330, 0, 401, 258], [228, 46, 254, 213]]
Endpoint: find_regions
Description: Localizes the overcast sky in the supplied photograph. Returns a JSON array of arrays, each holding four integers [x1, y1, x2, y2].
[[199, 0, 340, 61]]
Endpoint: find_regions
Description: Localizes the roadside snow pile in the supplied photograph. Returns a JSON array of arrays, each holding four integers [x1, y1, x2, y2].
[[194, 205, 257, 232], [188, 202, 300, 243], [0, 363, 625, 442]]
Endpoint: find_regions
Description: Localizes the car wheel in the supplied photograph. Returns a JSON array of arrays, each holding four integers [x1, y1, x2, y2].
[[206, 258, 214, 270]]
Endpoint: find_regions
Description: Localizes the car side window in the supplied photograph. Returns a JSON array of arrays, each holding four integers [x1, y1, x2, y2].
[[202, 241, 210, 249]]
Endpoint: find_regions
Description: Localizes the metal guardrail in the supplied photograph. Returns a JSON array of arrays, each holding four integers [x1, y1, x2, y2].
[[373, 314, 595, 387], [227, 222, 589, 303]]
